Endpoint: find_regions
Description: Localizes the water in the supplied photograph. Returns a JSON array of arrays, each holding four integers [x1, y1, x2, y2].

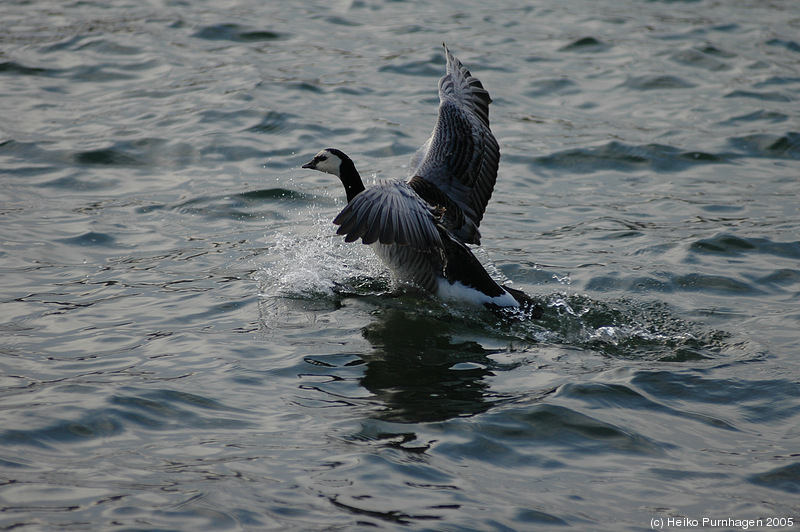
[[2, 0, 799, 530]]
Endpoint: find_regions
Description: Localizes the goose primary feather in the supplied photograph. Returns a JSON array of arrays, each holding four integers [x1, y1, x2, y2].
[[302, 44, 541, 317]]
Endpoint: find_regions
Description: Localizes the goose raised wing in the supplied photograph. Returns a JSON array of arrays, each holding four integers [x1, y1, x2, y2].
[[408, 44, 500, 246]]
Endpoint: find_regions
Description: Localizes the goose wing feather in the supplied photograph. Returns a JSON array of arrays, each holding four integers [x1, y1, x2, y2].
[[409, 44, 500, 245], [332, 181, 443, 251]]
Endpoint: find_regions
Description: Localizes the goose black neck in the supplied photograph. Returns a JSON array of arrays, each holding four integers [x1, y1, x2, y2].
[[339, 157, 365, 202]]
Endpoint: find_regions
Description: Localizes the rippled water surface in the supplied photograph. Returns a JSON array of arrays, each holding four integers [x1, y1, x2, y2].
[[2, 0, 799, 530]]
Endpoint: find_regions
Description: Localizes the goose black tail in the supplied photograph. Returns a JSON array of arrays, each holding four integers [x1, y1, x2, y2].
[[487, 285, 544, 319]]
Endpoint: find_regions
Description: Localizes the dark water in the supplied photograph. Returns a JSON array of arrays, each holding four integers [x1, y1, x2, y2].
[[2, 0, 799, 530]]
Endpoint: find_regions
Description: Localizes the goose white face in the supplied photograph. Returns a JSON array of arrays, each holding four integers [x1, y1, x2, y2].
[[302, 149, 342, 176]]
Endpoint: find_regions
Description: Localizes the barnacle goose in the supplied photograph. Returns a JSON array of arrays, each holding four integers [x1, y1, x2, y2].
[[302, 44, 541, 317]]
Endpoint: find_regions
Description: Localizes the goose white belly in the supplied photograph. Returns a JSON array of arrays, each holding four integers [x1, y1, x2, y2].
[[372, 242, 520, 308], [436, 278, 519, 308]]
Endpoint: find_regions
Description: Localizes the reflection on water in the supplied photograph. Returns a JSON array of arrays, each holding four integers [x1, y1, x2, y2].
[[262, 271, 744, 432], [360, 309, 501, 423]]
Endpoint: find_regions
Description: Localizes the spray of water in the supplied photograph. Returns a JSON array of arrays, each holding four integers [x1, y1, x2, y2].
[[256, 207, 388, 301]]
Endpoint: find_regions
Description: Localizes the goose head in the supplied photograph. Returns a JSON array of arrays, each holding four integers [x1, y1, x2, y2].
[[302, 148, 346, 176], [302, 148, 365, 202]]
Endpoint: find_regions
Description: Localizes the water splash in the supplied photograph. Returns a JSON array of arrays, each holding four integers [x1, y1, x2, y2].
[[254, 212, 729, 362], [530, 292, 731, 361], [255, 208, 388, 301]]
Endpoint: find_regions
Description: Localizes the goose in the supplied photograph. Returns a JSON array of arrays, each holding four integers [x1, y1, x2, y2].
[[302, 44, 541, 317]]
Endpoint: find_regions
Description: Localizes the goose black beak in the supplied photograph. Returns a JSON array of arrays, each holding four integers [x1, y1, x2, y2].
[[301, 159, 316, 169]]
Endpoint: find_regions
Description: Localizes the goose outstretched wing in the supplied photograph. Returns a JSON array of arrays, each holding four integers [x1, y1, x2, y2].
[[332, 181, 443, 252], [408, 44, 500, 245]]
